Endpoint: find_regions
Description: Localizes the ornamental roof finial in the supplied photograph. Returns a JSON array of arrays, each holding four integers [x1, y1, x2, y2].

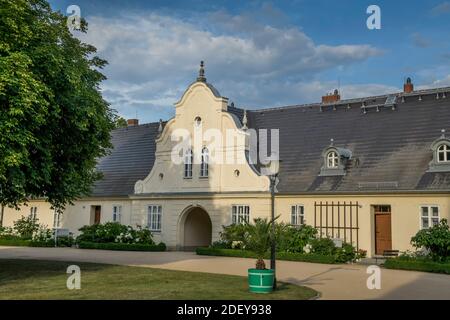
[[330, 138, 334, 146], [197, 61, 206, 82], [441, 129, 446, 139]]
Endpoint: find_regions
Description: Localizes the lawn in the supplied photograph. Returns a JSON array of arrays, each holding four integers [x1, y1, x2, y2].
[[0, 259, 317, 300]]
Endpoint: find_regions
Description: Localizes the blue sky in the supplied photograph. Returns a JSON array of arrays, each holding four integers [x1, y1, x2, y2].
[[49, 0, 450, 123]]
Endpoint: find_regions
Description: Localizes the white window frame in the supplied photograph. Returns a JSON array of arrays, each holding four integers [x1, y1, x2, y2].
[[327, 151, 339, 168], [147, 205, 162, 232], [184, 149, 193, 178], [232, 205, 250, 224], [29, 207, 38, 221], [437, 144, 450, 163], [291, 205, 305, 226], [200, 147, 209, 178], [420, 205, 440, 229], [53, 210, 62, 229], [113, 205, 122, 223]]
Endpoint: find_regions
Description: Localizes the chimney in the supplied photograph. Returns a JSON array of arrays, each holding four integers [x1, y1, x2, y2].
[[322, 89, 341, 104], [404, 77, 414, 93], [127, 119, 139, 126]]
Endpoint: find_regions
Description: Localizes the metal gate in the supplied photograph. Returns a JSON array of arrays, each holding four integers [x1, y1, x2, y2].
[[314, 201, 360, 249]]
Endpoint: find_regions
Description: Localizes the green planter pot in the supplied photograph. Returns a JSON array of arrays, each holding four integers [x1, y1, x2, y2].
[[248, 268, 274, 293]]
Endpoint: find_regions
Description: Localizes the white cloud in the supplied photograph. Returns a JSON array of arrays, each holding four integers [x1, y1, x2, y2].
[[77, 11, 383, 122]]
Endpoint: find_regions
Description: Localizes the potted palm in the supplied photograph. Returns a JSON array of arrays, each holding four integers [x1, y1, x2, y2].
[[246, 218, 275, 293]]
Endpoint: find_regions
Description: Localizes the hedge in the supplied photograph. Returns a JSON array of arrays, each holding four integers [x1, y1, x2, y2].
[[384, 258, 450, 274], [0, 238, 55, 247], [196, 247, 338, 264], [78, 241, 166, 252]]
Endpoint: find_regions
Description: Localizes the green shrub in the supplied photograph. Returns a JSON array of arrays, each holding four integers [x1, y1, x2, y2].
[[196, 247, 338, 264], [411, 219, 450, 262], [276, 225, 318, 253], [334, 243, 357, 263], [78, 241, 166, 251], [309, 237, 336, 255], [77, 223, 154, 245], [13, 216, 40, 240], [219, 223, 250, 247], [384, 257, 450, 274]]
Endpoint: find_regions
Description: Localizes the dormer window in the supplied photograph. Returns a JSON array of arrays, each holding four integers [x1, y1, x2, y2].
[[428, 130, 450, 172], [437, 144, 450, 163], [327, 151, 339, 168], [320, 139, 352, 176]]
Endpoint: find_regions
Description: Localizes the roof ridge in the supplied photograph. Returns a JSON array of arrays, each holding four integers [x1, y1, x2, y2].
[[246, 85, 450, 113]]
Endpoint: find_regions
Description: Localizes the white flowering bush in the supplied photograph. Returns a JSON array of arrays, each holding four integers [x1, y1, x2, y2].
[[32, 226, 53, 242], [78, 222, 154, 245]]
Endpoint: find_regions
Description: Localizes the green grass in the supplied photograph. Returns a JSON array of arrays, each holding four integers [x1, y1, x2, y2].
[[384, 258, 450, 274], [196, 247, 337, 264], [0, 259, 317, 300]]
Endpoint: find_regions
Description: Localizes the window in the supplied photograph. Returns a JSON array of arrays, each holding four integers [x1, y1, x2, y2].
[[29, 207, 37, 221], [327, 151, 339, 168], [232, 205, 250, 224], [194, 116, 202, 127], [437, 144, 450, 163], [184, 149, 193, 178], [147, 205, 162, 232], [200, 147, 209, 177], [53, 210, 61, 228], [420, 206, 440, 229], [291, 205, 305, 226], [113, 205, 122, 223]]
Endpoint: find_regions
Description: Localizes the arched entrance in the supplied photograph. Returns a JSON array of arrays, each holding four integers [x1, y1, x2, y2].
[[178, 206, 212, 250]]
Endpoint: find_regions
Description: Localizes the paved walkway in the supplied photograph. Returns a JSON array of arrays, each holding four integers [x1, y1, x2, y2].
[[0, 246, 449, 299]]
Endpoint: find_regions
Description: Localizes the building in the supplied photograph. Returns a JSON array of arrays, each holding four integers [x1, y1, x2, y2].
[[3, 64, 450, 256]]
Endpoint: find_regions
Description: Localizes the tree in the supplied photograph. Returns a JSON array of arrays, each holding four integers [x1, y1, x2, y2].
[[0, 0, 115, 212], [114, 116, 128, 129]]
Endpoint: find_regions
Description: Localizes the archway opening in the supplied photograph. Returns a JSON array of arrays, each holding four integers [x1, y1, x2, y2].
[[183, 207, 212, 250]]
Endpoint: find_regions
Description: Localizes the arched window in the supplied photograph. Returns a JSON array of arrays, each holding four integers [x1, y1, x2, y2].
[[184, 149, 193, 178], [200, 147, 209, 177], [327, 151, 339, 168], [437, 144, 450, 163]]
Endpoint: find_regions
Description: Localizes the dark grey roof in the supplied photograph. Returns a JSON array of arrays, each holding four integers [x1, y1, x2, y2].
[[91, 122, 160, 197], [92, 87, 450, 196], [247, 90, 450, 193]]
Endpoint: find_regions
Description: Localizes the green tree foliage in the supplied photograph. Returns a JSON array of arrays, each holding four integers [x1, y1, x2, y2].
[[0, 0, 115, 211], [114, 116, 128, 129]]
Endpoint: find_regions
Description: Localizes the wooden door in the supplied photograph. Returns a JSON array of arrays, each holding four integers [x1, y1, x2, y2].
[[374, 206, 392, 254], [94, 206, 101, 224]]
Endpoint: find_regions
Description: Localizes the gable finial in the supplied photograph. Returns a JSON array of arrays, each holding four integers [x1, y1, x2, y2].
[[330, 138, 334, 146], [197, 61, 206, 82], [242, 110, 248, 130], [441, 129, 446, 139]]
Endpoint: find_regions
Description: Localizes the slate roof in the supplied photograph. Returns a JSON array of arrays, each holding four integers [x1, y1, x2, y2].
[[91, 122, 161, 197], [91, 87, 450, 196]]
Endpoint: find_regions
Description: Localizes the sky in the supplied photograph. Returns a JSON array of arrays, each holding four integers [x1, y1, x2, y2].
[[48, 0, 450, 123]]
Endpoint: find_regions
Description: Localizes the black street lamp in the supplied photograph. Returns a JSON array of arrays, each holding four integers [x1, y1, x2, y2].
[[267, 158, 280, 289]]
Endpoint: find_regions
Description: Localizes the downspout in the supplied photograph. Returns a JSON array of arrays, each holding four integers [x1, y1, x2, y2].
[[0, 204, 4, 227]]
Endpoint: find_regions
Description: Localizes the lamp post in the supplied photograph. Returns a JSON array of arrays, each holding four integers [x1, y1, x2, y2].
[[268, 158, 280, 289]]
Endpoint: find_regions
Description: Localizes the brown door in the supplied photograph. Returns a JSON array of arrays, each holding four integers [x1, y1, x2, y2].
[[374, 206, 392, 254], [94, 206, 101, 224]]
